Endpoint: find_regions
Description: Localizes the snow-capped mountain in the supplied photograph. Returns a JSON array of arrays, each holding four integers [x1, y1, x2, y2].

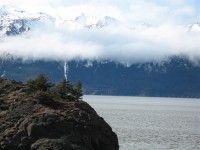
[[1, 5, 200, 98], [189, 23, 200, 32], [1, 4, 200, 36], [0, 5, 55, 36], [73, 13, 118, 29], [0, 5, 119, 36]]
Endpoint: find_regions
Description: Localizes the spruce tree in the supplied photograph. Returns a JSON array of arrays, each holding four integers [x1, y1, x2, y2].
[[54, 79, 74, 100], [74, 80, 83, 101], [26, 74, 53, 92], [54, 79, 67, 99]]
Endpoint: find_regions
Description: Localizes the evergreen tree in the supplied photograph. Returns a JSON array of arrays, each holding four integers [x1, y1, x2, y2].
[[74, 80, 83, 101], [54, 79, 67, 99], [26, 75, 84, 102], [54, 79, 74, 100], [26, 74, 53, 92], [26, 79, 37, 91], [66, 80, 73, 97]]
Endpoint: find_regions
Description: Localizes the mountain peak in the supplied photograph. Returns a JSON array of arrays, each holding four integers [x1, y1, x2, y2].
[[0, 5, 55, 36], [0, 5, 119, 36], [189, 23, 200, 32], [73, 13, 118, 29]]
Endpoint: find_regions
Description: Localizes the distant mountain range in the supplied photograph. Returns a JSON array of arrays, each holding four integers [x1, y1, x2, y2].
[[1, 5, 200, 98], [0, 5, 199, 36], [0, 5, 54, 36], [1, 57, 200, 98], [0, 5, 119, 36]]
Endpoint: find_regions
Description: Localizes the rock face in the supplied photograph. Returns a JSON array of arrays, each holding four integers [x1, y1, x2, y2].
[[0, 78, 119, 150]]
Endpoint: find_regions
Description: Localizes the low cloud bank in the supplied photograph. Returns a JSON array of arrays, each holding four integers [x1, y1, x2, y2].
[[0, 0, 200, 64], [0, 23, 200, 64]]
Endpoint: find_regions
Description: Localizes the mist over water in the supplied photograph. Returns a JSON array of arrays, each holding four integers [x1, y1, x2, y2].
[[84, 96, 200, 150]]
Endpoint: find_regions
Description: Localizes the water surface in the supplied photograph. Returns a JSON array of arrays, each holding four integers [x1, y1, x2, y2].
[[84, 95, 200, 150]]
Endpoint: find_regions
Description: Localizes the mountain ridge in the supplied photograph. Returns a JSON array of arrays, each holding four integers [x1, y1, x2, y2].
[[0, 5, 200, 36], [1, 5, 200, 98], [1, 57, 200, 98], [0, 5, 119, 36]]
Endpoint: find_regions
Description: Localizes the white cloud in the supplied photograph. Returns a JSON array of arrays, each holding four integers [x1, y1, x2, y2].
[[173, 6, 195, 16], [1, 23, 200, 64], [0, 0, 200, 64], [0, 0, 198, 24]]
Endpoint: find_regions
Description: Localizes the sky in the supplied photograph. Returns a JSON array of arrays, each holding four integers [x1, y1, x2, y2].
[[1, 0, 199, 25], [0, 0, 200, 64]]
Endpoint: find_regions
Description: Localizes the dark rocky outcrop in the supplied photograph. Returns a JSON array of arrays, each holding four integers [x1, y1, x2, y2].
[[0, 78, 119, 150]]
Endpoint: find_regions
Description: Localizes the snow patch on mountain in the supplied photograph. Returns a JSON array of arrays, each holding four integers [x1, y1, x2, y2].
[[1, 4, 199, 36], [0, 5, 120, 35], [0, 5, 55, 36], [73, 13, 118, 29], [189, 23, 200, 32]]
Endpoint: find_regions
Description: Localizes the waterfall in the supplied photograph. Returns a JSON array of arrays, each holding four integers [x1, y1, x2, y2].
[[64, 62, 69, 80]]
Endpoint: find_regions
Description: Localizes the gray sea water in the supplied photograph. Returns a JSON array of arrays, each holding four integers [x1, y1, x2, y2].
[[83, 95, 200, 150]]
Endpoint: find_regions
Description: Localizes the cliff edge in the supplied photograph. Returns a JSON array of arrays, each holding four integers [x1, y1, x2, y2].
[[0, 78, 119, 150]]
